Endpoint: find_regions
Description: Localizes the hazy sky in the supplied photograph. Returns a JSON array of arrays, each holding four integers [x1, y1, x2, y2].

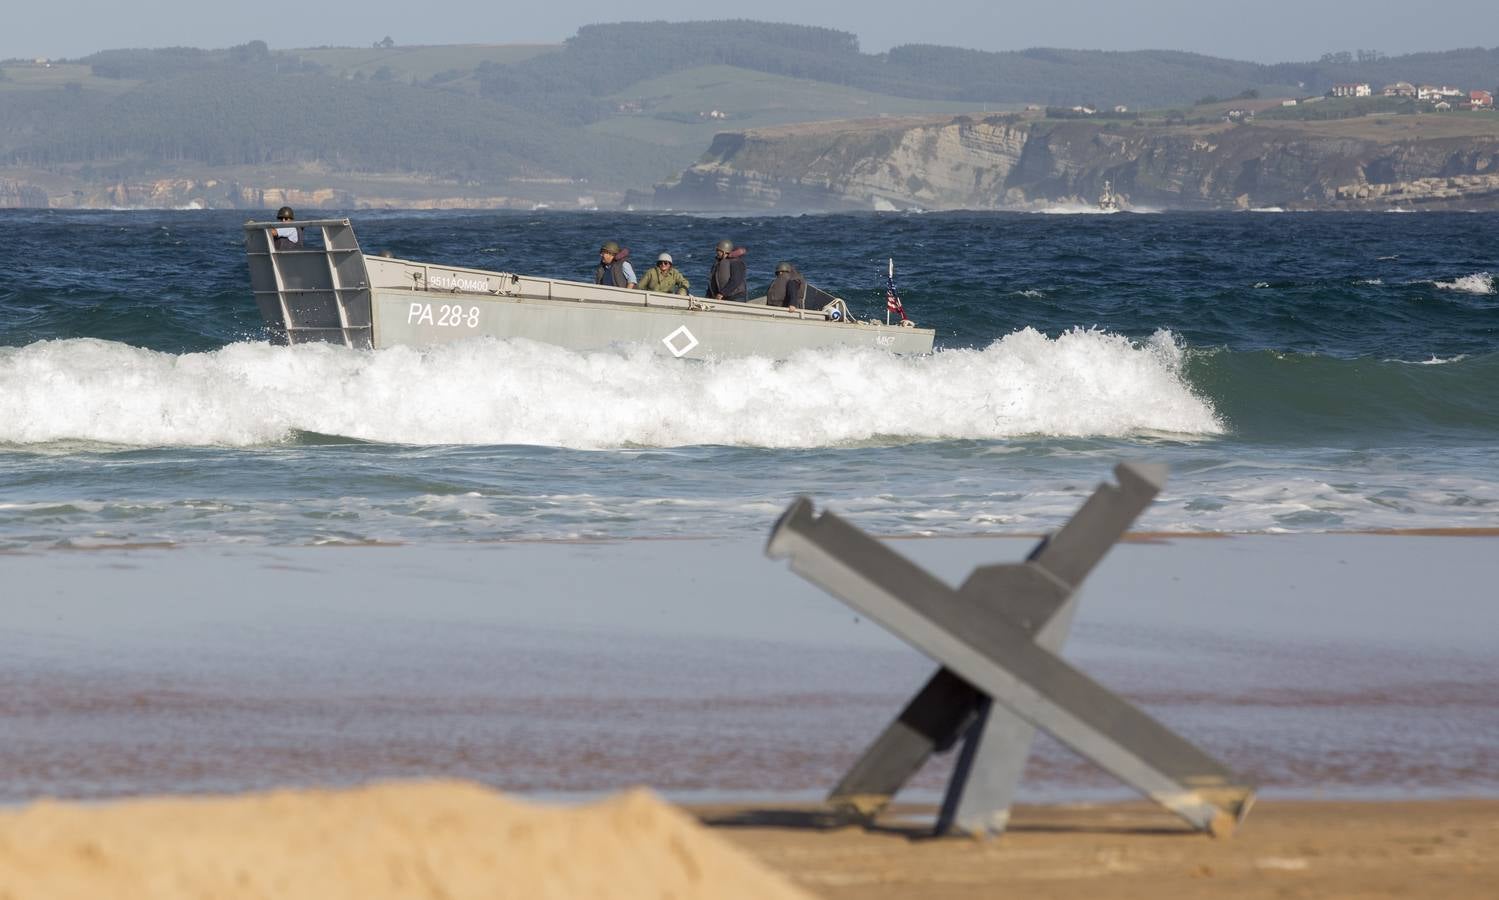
[[5, 0, 1495, 64]]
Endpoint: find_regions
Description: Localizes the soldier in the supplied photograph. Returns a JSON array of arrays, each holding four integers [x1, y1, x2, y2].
[[595, 240, 636, 288], [271, 206, 301, 250], [637, 252, 691, 295], [707, 239, 747, 301], [766, 261, 806, 309]]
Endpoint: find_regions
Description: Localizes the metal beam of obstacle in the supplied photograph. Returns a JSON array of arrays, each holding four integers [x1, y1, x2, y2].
[[765, 462, 1254, 838]]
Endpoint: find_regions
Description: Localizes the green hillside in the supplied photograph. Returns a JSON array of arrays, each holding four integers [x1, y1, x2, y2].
[[0, 62, 140, 95], [591, 64, 1002, 149], [289, 44, 558, 88], [1, 24, 1496, 208]]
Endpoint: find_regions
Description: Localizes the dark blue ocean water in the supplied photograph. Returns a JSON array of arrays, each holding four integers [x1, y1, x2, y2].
[[1, 209, 1496, 547]]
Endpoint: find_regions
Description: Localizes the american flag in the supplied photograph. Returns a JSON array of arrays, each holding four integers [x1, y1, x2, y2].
[[885, 270, 908, 322]]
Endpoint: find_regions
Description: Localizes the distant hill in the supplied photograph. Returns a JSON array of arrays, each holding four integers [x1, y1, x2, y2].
[[1, 24, 1496, 209]]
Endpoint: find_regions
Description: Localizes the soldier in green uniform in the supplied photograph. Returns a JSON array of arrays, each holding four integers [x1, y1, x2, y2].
[[636, 252, 692, 295]]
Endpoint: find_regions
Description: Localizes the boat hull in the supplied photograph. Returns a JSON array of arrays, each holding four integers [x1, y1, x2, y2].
[[371, 287, 932, 358], [245, 219, 935, 358]]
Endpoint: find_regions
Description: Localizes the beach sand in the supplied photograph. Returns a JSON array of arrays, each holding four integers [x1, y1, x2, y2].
[[706, 797, 1499, 899], [0, 780, 814, 900], [4, 533, 1497, 896], [1, 783, 1494, 899]]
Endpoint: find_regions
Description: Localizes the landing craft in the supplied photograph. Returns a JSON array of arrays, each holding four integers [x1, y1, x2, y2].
[[1097, 180, 1122, 212], [244, 219, 934, 360]]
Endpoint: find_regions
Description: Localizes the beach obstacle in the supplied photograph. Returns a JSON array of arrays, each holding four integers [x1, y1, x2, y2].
[[765, 462, 1254, 838]]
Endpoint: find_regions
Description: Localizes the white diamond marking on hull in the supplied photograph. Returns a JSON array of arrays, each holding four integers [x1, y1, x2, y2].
[[662, 325, 699, 358]]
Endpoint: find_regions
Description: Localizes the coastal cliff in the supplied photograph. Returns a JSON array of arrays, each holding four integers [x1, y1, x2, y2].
[[8, 115, 1499, 213], [0, 179, 48, 208], [650, 115, 1499, 211]]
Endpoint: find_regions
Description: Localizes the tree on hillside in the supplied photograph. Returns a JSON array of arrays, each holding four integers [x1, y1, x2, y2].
[[231, 41, 269, 62], [375, 36, 395, 49]]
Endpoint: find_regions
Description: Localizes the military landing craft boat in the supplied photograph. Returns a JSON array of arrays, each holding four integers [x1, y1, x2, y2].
[[1097, 180, 1122, 212], [244, 219, 934, 359]]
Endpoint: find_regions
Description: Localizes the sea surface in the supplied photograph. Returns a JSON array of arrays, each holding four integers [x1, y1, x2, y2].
[[2, 208, 1495, 548], [3, 208, 1498, 808]]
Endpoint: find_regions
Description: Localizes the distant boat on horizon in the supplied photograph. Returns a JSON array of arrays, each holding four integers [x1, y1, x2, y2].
[[1097, 180, 1121, 212]]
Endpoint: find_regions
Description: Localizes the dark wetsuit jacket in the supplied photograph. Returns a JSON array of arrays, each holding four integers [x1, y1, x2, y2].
[[594, 248, 633, 287], [766, 270, 805, 308], [707, 248, 748, 301]]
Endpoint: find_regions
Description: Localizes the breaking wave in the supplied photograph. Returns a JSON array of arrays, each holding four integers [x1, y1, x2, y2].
[[0, 329, 1220, 449], [1432, 273, 1494, 294]]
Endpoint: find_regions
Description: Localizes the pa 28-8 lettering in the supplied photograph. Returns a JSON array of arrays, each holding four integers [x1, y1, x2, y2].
[[407, 303, 481, 328]]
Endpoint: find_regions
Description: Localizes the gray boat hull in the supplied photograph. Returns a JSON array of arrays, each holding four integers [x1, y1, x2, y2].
[[245, 219, 935, 359]]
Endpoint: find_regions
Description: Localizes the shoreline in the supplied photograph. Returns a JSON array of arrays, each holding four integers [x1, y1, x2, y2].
[[4, 534, 1497, 806], [5, 525, 1499, 556]]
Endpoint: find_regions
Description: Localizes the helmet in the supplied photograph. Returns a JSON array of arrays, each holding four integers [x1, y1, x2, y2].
[[657, 252, 673, 263], [714, 239, 733, 253], [275, 206, 294, 221], [600, 240, 621, 254], [775, 261, 792, 275]]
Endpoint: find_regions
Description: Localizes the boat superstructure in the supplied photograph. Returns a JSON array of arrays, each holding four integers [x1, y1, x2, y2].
[[243, 219, 934, 358], [1097, 180, 1121, 212]]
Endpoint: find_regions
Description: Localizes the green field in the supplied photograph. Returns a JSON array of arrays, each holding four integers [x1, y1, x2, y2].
[[0, 62, 141, 95], [1255, 108, 1499, 140], [589, 65, 1006, 150], [288, 43, 559, 82]]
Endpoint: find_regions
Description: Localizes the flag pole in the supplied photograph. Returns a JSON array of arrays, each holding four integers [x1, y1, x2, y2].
[[886, 258, 893, 326]]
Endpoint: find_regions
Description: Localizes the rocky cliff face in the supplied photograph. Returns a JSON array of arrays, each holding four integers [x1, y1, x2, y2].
[[651, 115, 1499, 211], [0, 179, 48, 208]]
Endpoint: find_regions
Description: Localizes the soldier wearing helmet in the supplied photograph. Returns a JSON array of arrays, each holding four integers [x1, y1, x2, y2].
[[636, 251, 691, 295], [271, 206, 301, 250], [594, 240, 636, 289], [707, 239, 747, 301], [766, 261, 806, 310]]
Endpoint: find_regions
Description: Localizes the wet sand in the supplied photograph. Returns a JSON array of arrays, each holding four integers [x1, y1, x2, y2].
[[5, 533, 1497, 805], [4, 533, 1497, 895]]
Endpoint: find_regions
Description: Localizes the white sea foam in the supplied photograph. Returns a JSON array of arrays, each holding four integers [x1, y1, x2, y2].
[[0, 330, 1222, 449], [1431, 273, 1494, 294], [1035, 203, 1120, 215], [1390, 354, 1470, 366]]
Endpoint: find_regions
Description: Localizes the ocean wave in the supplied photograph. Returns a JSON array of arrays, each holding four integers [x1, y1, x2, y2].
[[1431, 273, 1494, 294], [0, 330, 1221, 449], [1186, 348, 1499, 442]]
